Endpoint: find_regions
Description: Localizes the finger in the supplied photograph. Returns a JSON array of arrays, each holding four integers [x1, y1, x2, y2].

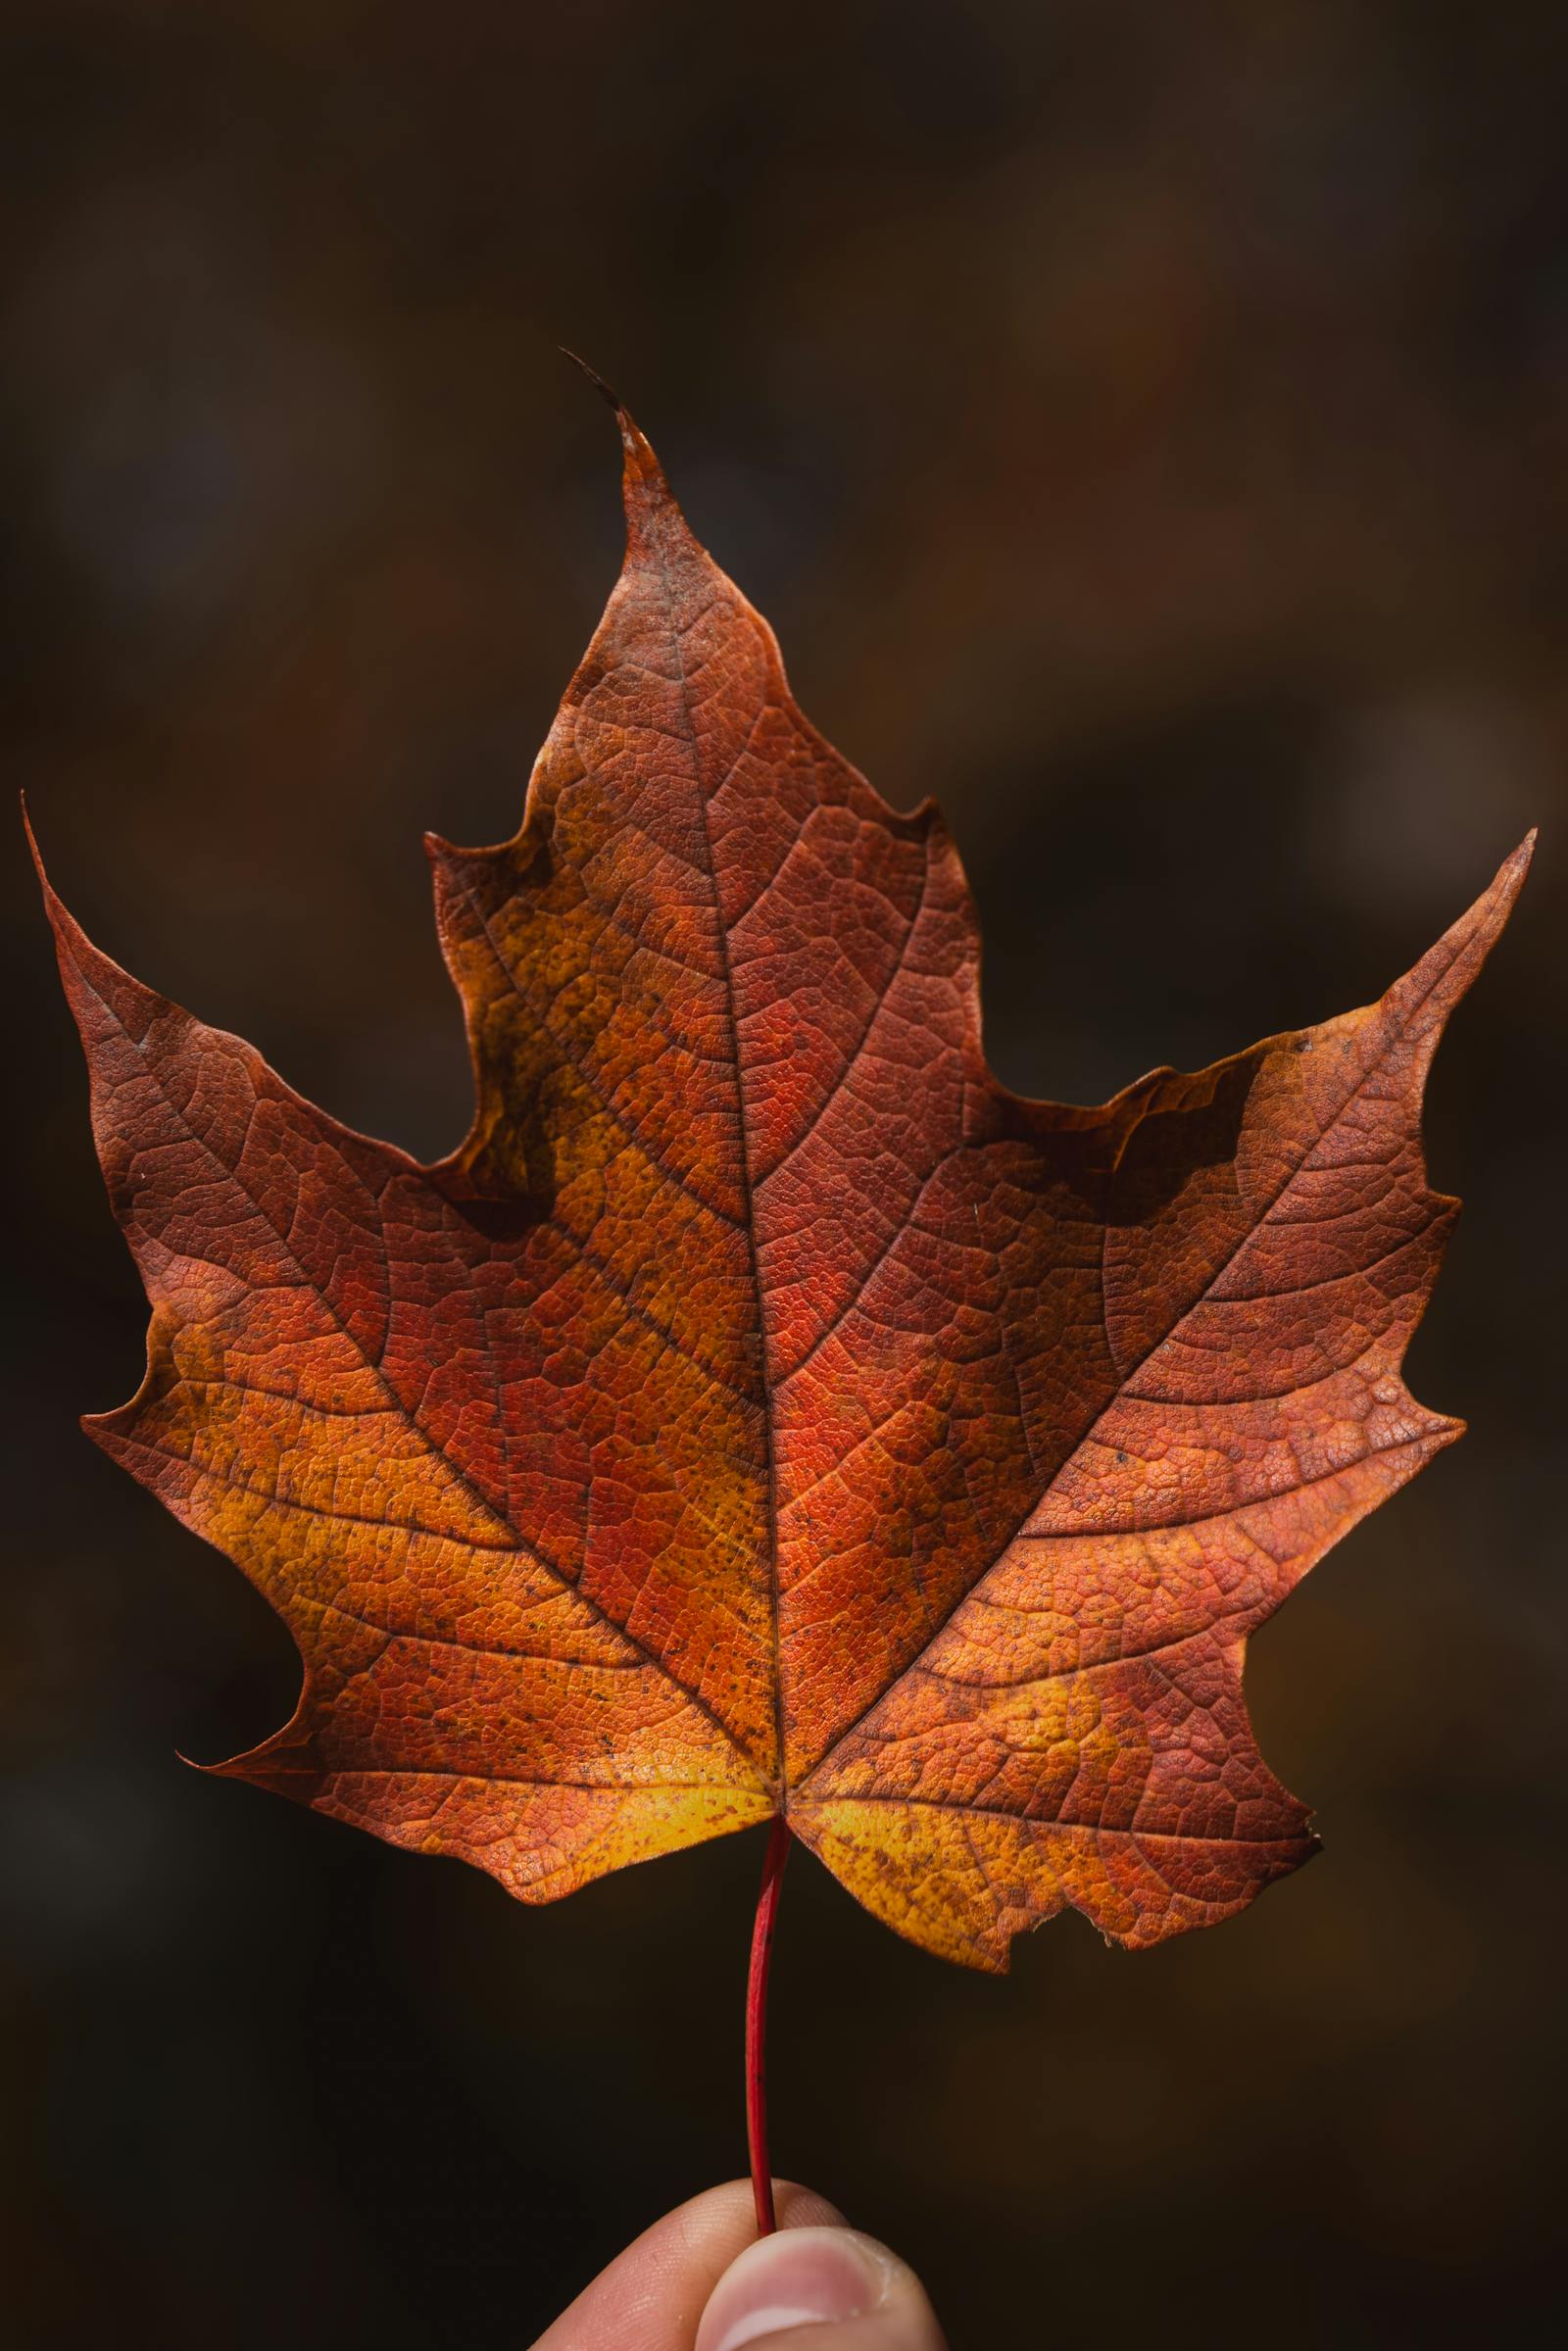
[[694, 2226, 948, 2351], [533, 2180, 846, 2351]]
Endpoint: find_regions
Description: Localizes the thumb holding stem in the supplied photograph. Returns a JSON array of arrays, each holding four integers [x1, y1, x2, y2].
[[695, 2223, 949, 2351]]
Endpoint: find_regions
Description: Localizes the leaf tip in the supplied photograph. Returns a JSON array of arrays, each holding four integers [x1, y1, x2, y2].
[[559, 344, 623, 416], [25, 806, 98, 983], [1457, 827, 1536, 971], [560, 346, 686, 548], [1470, 828, 1537, 950], [1464, 830, 1535, 946], [1388, 827, 1536, 1035], [23, 793, 60, 917], [1500, 826, 1537, 897]]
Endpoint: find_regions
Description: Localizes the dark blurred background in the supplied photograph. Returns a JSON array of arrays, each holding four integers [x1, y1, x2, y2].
[[2, 4, 1564, 2345]]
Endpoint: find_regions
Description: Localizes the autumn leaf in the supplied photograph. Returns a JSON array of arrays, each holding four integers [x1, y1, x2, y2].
[[38, 395, 1529, 1978]]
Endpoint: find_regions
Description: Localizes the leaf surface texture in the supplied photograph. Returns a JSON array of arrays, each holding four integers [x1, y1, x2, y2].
[[43, 408, 1529, 1967]]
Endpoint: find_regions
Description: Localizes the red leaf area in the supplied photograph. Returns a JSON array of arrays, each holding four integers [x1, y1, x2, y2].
[[40, 402, 1529, 1968]]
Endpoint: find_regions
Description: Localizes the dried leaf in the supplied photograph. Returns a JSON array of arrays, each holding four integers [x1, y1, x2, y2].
[[40, 403, 1529, 1969]]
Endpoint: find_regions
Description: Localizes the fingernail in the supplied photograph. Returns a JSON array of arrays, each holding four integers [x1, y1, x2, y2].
[[698, 2228, 888, 2351]]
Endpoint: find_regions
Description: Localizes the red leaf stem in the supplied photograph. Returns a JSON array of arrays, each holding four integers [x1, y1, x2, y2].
[[746, 1816, 792, 2235]]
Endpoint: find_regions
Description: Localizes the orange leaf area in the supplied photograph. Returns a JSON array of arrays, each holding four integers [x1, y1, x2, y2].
[[40, 402, 1529, 1969]]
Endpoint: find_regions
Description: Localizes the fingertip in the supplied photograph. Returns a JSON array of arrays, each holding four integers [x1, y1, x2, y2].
[[694, 2226, 947, 2351], [662, 2180, 845, 2268], [774, 2180, 850, 2232], [531, 2180, 858, 2350]]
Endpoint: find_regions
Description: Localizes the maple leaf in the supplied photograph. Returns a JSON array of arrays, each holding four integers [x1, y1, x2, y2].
[[39, 399, 1528, 1977]]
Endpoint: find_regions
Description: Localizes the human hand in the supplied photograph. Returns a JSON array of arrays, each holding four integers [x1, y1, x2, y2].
[[533, 2180, 949, 2351]]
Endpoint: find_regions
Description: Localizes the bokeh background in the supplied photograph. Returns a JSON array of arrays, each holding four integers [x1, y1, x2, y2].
[[3, 5, 1564, 2345]]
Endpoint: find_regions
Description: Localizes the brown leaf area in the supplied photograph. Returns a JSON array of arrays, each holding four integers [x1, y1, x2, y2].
[[42, 407, 1529, 1970]]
